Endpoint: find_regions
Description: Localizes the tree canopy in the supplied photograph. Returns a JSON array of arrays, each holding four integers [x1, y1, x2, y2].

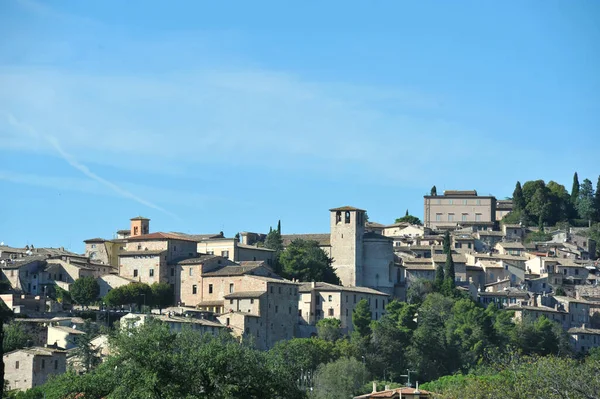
[[278, 239, 340, 284], [394, 212, 422, 225], [70, 276, 100, 307]]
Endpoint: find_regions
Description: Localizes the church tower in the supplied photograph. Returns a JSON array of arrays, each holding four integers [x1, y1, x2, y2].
[[329, 206, 365, 287], [130, 216, 150, 237]]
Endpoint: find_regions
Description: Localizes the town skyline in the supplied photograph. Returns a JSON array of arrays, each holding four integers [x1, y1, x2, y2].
[[1, 0, 599, 251]]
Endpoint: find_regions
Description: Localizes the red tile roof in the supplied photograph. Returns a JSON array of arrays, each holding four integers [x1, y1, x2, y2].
[[126, 232, 198, 242]]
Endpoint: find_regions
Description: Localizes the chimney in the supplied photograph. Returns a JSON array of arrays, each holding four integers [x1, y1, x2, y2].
[[311, 281, 316, 289], [384, 385, 390, 391], [372, 382, 377, 393], [415, 382, 420, 394]]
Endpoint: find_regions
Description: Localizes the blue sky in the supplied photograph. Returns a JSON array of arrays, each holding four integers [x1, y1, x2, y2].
[[1, 0, 599, 252]]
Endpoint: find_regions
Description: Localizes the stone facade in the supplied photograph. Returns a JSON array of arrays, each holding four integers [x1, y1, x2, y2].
[[423, 190, 496, 230], [330, 207, 365, 288], [3, 347, 66, 391]]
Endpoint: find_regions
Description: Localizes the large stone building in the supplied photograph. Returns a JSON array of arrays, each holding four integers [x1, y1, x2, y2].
[[329, 206, 400, 296], [297, 282, 389, 336], [3, 347, 66, 391], [423, 190, 496, 230]]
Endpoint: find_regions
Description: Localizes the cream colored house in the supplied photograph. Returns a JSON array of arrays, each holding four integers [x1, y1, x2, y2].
[[423, 190, 496, 230], [97, 274, 137, 298], [568, 327, 600, 352], [197, 237, 275, 265], [47, 325, 85, 350], [495, 241, 526, 256], [3, 347, 66, 391], [297, 282, 389, 336]]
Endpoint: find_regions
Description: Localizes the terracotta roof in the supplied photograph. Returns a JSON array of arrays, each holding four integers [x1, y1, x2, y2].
[[282, 233, 330, 247], [404, 263, 435, 271], [156, 315, 224, 328], [246, 275, 298, 284], [126, 232, 197, 242], [354, 386, 432, 398], [203, 263, 266, 277], [432, 253, 467, 263], [176, 255, 222, 265], [298, 282, 389, 295], [236, 244, 275, 252], [4, 347, 66, 357], [118, 250, 166, 256], [329, 206, 366, 212], [170, 232, 224, 241], [497, 242, 526, 250], [197, 300, 225, 307], [223, 291, 265, 299]]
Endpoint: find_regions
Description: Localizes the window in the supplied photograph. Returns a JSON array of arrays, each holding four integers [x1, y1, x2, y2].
[[353, 294, 356, 304], [563, 269, 567, 275], [345, 211, 351, 224], [275, 305, 279, 313], [346, 295, 349, 303], [192, 285, 197, 294], [278, 287, 281, 294], [436, 213, 442, 222], [462, 214, 468, 222], [575, 269, 579, 275], [375, 299, 378, 309], [91, 244, 96, 249], [448, 199, 453, 205], [336, 211, 342, 223], [455, 243, 460, 249], [229, 299, 233, 304], [448, 213, 454, 222], [328, 308, 334, 316], [270, 286, 273, 293], [437, 199, 441, 204], [54, 360, 58, 370], [170, 268, 174, 277], [149, 269, 154, 277], [229, 283, 234, 293], [346, 309, 349, 317], [250, 299, 254, 304], [475, 213, 482, 221], [15, 361, 19, 369], [463, 199, 467, 205], [173, 245, 177, 252], [298, 309, 302, 316], [221, 250, 229, 258], [289, 306, 292, 314], [328, 295, 332, 302], [41, 359, 45, 369], [133, 269, 138, 277], [189, 268, 193, 276], [226, 318, 230, 326], [468, 243, 472, 249], [209, 284, 213, 294], [476, 199, 481, 205]]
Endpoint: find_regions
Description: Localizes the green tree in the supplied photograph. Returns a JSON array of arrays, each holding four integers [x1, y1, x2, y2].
[[595, 175, 600, 222], [125, 283, 153, 311], [150, 282, 173, 313], [316, 318, 342, 342], [2, 321, 31, 353], [394, 213, 422, 225], [352, 299, 372, 337], [431, 185, 437, 196], [0, 300, 14, 398], [313, 357, 370, 399], [406, 278, 434, 305], [577, 178, 595, 226], [279, 239, 340, 284], [103, 285, 132, 308], [442, 254, 456, 294], [443, 231, 451, 254], [513, 181, 525, 212], [547, 180, 572, 223], [572, 171, 580, 205], [72, 320, 101, 374], [525, 184, 551, 226], [70, 276, 100, 308], [434, 261, 445, 291]]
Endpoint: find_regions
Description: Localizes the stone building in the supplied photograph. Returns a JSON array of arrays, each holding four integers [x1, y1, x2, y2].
[[329, 206, 400, 296], [423, 190, 496, 230], [297, 282, 389, 336], [3, 347, 66, 391]]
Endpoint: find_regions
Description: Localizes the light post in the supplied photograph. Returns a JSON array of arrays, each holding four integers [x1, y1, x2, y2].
[[140, 294, 146, 313]]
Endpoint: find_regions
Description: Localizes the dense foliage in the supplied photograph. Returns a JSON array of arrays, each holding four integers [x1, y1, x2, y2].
[[70, 276, 100, 307], [395, 210, 423, 226], [103, 282, 172, 311], [17, 319, 303, 399], [279, 239, 340, 284], [2, 321, 32, 353], [504, 173, 600, 228]]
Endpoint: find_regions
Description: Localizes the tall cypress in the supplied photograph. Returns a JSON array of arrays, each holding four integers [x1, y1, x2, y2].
[[513, 181, 525, 212], [443, 231, 451, 254], [595, 176, 600, 222], [572, 172, 580, 205], [444, 254, 456, 285], [435, 262, 445, 290], [277, 220, 281, 234], [431, 185, 437, 196]]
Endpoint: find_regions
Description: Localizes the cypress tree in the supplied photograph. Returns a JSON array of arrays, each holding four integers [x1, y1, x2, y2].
[[277, 220, 281, 234], [435, 262, 445, 291], [442, 231, 451, 254], [443, 253, 456, 293], [431, 185, 437, 196], [405, 209, 409, 217], [513, 181, 525, 212], [595, 176, 600, 222], [572, 172, 580, 205]]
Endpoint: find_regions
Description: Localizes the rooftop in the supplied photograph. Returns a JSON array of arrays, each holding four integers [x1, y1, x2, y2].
[[203, 263, 267, 277], [354, 386, 432, 398], [130, 216, 150, 221], [223, 291, 265, 299], [281, 233, 330, 247], [126, 232, 198, 242], [329, 206, 366, 212], [568, 327, 600, 334], [299, 282, 389, 295], [4, 346, 66, 357]]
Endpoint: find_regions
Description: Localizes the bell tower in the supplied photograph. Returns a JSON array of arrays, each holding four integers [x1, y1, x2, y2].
[[130, 216, 150, 237], [329, 206, 365, 287]]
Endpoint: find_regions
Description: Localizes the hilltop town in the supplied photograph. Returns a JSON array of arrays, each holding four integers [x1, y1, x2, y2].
[[2, 180, 600, 398]]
